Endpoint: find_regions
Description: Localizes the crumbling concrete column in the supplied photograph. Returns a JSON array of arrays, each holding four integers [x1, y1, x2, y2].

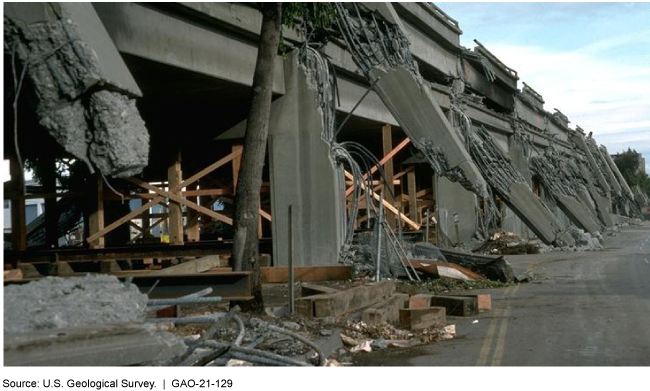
[[267, 52, 346, 266], [569, 131, 614, 226], [436, 176, 478, 246], [4, 3, 149, 178]]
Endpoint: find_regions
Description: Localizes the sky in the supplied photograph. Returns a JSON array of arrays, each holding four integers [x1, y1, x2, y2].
[[437, 2, 650, 173]]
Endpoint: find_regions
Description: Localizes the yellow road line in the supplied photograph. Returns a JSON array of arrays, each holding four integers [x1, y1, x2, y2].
[[490, 285, 520, 366], [476, 286, 513, 366], [475, 309, 500, 366]]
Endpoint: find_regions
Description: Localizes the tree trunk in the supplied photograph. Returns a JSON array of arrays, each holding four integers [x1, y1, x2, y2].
[[232, 3, 282, 313]]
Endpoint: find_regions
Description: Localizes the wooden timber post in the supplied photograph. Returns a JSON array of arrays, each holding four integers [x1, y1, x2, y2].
[[9, 157, 26, 250], [382, 124, 396, 226], [88, 174, 105, 249], [186, 182, 200, 242], [167, 151, 184, 246], [407, 167, 417, 222], [43, 154, 58, 248]]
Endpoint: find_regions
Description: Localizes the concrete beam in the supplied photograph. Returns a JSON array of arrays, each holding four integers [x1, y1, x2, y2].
[[370, 66, 488, 197], [578, 161, 614, 227], [569, 131, 611, 195], [460, 58, 515, 111], [601, 145, 634, 199], [394, 3, 462, 50], [585, 138, 621, 196], [94, 3, 286, 95]]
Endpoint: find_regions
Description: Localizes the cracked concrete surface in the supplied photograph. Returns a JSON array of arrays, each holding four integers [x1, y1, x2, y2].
[[4, 3, 149, 177], [4, 275, 147, 334]]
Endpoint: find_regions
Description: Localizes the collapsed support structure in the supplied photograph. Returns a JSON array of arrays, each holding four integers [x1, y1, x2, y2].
[[4, 2, 646, 271], [5, 2, 149, 177]]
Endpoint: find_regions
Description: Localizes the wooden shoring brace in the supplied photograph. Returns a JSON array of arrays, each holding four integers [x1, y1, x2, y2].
[[185, 182, 200, 242], [128, 217, 167, 244], [345, 137, 411, 197], [125, 178, 233, 225], [88, 174, 105, 249], [382, 124, 396, 226], [344, 170, 421, 230], [167, 151, 184, 245], [407, 168, 418, 222], [86, 149, 243, 245]]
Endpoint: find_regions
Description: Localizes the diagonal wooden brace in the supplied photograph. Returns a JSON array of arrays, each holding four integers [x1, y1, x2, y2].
[[126, 178, 233, 225], [344, 170, 420, 230]]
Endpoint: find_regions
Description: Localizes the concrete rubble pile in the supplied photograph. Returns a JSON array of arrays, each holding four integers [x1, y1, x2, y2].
[[3, 275, 331, 366], [4, 275, 186, 366], [4, 3, 149, 177]]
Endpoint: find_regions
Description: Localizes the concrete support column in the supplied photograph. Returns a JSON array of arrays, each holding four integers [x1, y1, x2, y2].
[[268, 52, 345, 266], [436, 176, 478, 247]]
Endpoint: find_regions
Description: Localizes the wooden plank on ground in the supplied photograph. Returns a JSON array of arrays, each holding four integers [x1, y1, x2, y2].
[[152, 255, 228, 275], [457, 293, 491, 311], [301, 283, 340, 297], [298, 281, 396, 318], [429, 295, 479, 316], [261, 266, 352, 283], [4, 269, 23, 281], [362, 293, 409, 325], [399, 307, 446, 330]]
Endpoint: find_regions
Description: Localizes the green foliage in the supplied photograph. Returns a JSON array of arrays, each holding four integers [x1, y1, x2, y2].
[[613, 148, 650, 196], [278, 3, 337, 54], [24, 157, 89, 190], [281, 3, 337, 32]]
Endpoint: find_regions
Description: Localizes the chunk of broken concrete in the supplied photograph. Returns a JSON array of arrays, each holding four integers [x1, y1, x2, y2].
[[350, 340, 372, 353], [440, 324, 456, 340], [4, 275, 147, 334]]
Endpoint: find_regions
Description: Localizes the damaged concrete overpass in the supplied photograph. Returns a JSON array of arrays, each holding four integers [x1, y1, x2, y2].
[[4, 2, 646, 275]]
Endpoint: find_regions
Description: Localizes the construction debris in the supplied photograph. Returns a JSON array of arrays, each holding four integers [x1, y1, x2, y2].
[[296, 281, 396, 318], [403, 259, 485, 281], [4, 275, 147, 333], [361, 293, 410, 325], [399, 307, 446, 330], [438, 246, 516, 283], [5, 323, 186, 366], [150, 255, 227, 275], [3, 269, 23, 282]]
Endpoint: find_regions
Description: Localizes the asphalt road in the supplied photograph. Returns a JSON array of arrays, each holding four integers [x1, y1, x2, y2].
[[356, 224, 650, 366]]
